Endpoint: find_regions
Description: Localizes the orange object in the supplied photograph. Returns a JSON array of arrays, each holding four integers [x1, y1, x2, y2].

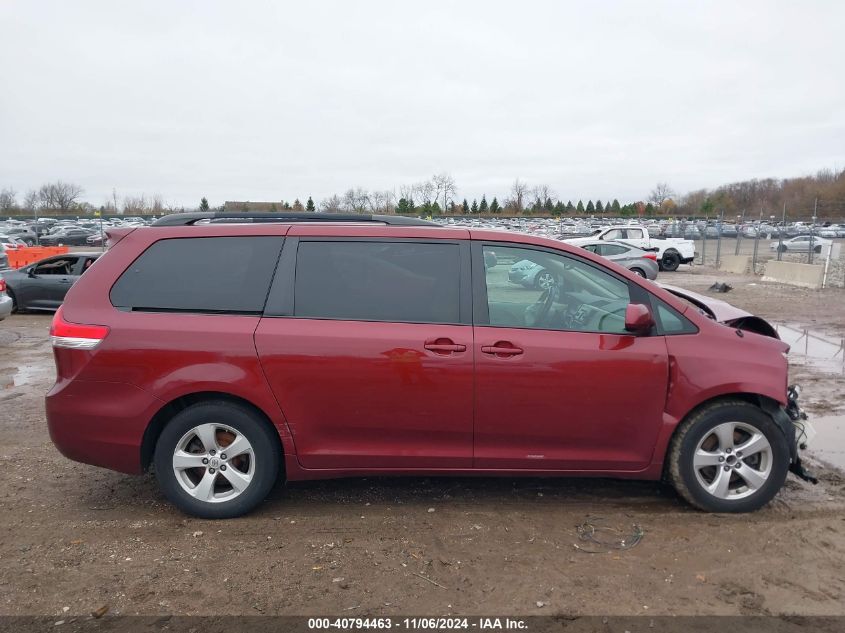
[[6, 246, 70, 269]]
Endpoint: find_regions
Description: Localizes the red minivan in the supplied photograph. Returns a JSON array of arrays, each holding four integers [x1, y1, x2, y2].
[[46, 212, 813, 518]]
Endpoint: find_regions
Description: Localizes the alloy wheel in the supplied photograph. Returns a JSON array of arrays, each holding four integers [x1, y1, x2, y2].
[[172, 423, 255, 503], [693, 421, 773, 500]]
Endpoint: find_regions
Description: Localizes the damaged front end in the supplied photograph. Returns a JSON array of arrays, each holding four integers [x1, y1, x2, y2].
[[762, 385, 818, 484]]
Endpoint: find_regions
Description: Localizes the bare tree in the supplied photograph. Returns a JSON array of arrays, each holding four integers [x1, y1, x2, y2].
[[432, 173, 457, 211], [38, 181, 84, 212], [415, 180, 436, 205], [510, 178, 529, 213], [398, 183, 415, 203], [23, 189, 39, 212], [320, 194, 344, 213], [531, 184, 555, 209], [342, 188, 369, 214], [648, 182, 675, 208], [0, 187, 17, 211], [122, 194, 148, 215]]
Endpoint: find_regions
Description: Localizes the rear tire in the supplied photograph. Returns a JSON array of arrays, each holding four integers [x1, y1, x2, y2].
[[154, 400, 281, 519], [813, 245, 822, 254], [660, 251, 680, 272], [667, 400, 789, 513], [7, 288, 18, 313]]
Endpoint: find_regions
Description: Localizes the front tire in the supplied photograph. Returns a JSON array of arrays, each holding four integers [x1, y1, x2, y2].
[[630, 267, 647, 278], [667, 401, 789, 513], [154, 401, 281, 518]]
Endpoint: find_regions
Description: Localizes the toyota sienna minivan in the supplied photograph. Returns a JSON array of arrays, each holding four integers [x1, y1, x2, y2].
[[46, 212, 813, 518]]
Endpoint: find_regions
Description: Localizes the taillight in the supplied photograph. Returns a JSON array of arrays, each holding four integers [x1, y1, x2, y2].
[[643, 253, 658, 260], [0, 278, 5, 293], [50, 306, 109, 350]]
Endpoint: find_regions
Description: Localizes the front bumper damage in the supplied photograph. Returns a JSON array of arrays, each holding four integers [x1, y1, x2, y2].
[[762, 385, 818, 484]]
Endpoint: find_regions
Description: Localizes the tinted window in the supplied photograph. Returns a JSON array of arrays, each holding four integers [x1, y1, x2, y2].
[[111, 236, 282, 313], [601, 244, 628, 256], [294, 241, 460, 323], [490, 245, 630, 333]]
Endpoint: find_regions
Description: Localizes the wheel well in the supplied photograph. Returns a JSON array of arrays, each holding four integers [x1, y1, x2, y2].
[[140, 391, 285, 472], [663, 248, 679, 256]]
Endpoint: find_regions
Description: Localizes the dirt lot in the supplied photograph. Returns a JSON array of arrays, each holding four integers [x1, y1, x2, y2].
[[1, 268, 845, 618]]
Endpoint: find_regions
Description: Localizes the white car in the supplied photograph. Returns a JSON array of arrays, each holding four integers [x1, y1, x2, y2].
[[769, 236, 832, 253], [563, 225, 696, 272], [0, 274, 13, 321]]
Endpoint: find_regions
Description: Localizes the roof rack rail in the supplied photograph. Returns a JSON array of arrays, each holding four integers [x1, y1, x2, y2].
[[151, 212, 439, 227]]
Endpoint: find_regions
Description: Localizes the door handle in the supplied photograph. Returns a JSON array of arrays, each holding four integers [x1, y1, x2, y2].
[[58, 279, 73, 284], [424, 338, 467, 354], [481, 342, 524, 357]]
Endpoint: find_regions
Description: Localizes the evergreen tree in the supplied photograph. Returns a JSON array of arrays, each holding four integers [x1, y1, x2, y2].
[[576, 200, 585, 213], [283, 201, 292, 210], [645, 202, 656, 216], [306, 196, 315, 212], [462, 199, 470, 214], [553, 201, 565, 215], [566, 200, 575, 212], [611, 199, 621, 214], [431, 201, 441, 214], [489, 197, 500, 214], [396, 197, 411, 214], [595, 200, 603, 213], [586, 200, 595, 213], [479, 195, 488, 213], [199, 197, 210, 212], [471, 199, 479, 214], [543, 197, 554, 212]]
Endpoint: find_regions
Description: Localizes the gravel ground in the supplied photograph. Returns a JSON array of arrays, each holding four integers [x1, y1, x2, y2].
[[1, 269, 845, 618]]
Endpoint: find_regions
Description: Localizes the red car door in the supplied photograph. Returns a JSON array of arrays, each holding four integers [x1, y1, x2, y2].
[[472, 241, 669, 472], [255, 236, 474, 470]]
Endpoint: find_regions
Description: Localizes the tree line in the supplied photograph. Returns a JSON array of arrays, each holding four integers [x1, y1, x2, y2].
[[4, 167, 844, 219]]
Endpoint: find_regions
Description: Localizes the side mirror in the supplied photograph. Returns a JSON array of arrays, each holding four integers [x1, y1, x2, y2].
[[624, 303, 655, 334], [27, 268, 37, 278]]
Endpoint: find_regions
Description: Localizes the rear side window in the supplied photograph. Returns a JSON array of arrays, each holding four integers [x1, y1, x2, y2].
[[110, 236, 282, 313], [294, 241, 460, 323]]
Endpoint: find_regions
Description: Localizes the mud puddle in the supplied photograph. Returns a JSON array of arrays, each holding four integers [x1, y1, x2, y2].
[[808, 415, 845, 470], [777, 323, 845, 375]]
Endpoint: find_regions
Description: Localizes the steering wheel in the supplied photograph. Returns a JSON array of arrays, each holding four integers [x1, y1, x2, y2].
[[529, 283, 559, 327]]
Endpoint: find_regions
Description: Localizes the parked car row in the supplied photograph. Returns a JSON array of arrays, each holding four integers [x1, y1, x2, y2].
[[0, 216, 155, 247]]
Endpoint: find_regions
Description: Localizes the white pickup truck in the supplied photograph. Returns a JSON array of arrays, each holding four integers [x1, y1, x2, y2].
[[563, 225, 696, 271]]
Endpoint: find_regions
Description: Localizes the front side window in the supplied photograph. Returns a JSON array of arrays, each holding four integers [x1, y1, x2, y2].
[[110, 236, 282, 313], [491, 245, 631, 333], [603, 229, 624, 240], [33, 257, 78, 275], [294, 241, 460, 324]]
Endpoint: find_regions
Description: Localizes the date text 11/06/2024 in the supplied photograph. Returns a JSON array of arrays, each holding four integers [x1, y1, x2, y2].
[[307, 617, 528, 630]]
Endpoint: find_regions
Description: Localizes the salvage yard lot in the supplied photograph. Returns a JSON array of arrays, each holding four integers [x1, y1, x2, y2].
[[1, 268, 845, 617]]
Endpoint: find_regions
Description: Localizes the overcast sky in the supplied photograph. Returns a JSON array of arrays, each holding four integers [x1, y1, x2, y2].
[[2, 0, 844, 208]]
